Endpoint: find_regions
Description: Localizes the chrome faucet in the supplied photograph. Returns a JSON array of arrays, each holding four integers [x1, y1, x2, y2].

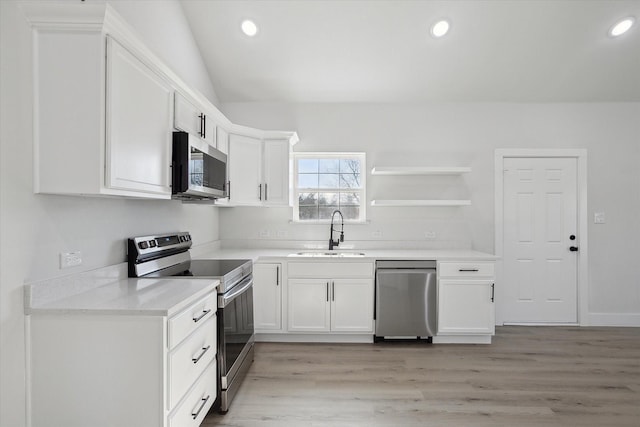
[[329, 210, 344, 250]]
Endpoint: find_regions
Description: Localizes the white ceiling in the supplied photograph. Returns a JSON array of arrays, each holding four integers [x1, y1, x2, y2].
[[180, 0, 640, 103]]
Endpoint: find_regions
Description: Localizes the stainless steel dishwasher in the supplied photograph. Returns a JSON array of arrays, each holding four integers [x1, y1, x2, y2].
[[374, 260, 437, 342]]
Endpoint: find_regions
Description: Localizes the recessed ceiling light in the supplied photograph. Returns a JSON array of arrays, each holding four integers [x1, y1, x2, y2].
[[431, 19, 450, 38], [241, 19, 258, 37], [609, 17, 635, 37]]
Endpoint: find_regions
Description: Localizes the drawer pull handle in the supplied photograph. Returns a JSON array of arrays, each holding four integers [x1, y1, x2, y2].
[[459, 269, 479, 272], [193, 309, 212, 323], [192, 345, 211, 364], [191, 395, 210, 419]]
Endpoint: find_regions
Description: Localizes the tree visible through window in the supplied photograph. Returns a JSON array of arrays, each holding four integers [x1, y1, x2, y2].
[[293, 153, 366, 222]]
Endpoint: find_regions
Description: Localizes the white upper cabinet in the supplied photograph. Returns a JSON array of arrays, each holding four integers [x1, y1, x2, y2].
[[24, 3, 297, 202], [28, 6, 174, 198], [228, 134, 263, 205], [262, 139, 291, 206], [106, 37, 173, 195], [174, 92, 216, 148], [216, 126, 229, 156], [227, 133, 296, 206]]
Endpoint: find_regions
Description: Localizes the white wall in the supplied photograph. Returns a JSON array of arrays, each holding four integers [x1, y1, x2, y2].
[[0, 1, 220, 426], [220, 102, 640, 324]]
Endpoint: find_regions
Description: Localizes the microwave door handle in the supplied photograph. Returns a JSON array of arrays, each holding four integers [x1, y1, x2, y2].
[[227, 181, 231, 200]]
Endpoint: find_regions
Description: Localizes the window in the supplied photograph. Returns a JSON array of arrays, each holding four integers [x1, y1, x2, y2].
[[292, 153, 366, 222]]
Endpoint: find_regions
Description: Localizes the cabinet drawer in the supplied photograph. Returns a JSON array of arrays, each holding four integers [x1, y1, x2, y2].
[[438, 262, 495, 278], [288, 262, 373, 278], [168, 292, 217, 349], [168, 314, 216, 410], [168, 360, 217, 427]]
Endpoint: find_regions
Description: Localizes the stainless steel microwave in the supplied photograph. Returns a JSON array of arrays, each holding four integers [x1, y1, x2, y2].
[[172, 131, 228, 200]]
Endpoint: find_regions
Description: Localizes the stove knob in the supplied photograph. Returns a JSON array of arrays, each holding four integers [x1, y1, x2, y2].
[[138, 241, 149, 250], [149, 240, 157, 248], [179, 236, 186, 242]]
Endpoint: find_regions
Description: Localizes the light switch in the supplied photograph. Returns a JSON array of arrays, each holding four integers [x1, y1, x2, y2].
[[594, 212, 606, 224]]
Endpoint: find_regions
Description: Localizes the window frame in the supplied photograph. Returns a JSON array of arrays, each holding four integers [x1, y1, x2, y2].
[[291, 152, 367, 223]]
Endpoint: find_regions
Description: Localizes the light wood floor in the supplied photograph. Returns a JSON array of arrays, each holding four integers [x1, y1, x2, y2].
[[203, 326, 640, 426]]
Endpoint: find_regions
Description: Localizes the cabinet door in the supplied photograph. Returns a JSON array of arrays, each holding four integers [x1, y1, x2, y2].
[[287, 279, 331, 332], [174, 92, 201, 136], [174, 93, 216, 147], [331, 279, 374, 332], [253, 263, 282, 331], [106, 37, 172, 195], [262, 139, 290, 206], [438, 279, 495, 335], [228, 134, 262, 205], [216, 126, 229, 155]]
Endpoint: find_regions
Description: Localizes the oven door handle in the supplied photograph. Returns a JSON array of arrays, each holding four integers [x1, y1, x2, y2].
[[220, 275, 253, 308]]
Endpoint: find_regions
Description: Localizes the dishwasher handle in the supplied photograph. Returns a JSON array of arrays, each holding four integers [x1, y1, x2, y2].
[[376, 260, 436, 269]]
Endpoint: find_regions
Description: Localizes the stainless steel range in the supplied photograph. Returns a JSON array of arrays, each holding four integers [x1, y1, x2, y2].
[[127, 232, 254, 413]]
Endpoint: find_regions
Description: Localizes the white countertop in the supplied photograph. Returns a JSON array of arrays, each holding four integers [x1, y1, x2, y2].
[[26, 276, 218, 316], [26, 246, 494, 316], [195, 248, 498, 262]]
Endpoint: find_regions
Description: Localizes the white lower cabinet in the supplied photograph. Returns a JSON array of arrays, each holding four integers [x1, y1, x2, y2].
[[288, 279, 332, 331], [168, 361, 217, 427], [287, 262, 374, 334], [438, 279, 495, 334], [331, 279, 375, 332], [28, 292, 218, 427], [253, 263, 282, 331], [436, 261, 496, 343]]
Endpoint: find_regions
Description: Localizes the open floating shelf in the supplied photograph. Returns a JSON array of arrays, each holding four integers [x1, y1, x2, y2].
[[370, 200, 472, 207], [370, 166, 471, 176]]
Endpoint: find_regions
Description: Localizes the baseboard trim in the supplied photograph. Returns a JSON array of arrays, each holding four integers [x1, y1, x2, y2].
[[255, 333, 373, 343], [588, 313, 640, 327]]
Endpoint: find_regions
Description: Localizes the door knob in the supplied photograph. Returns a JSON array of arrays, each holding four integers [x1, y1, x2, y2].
[[569, 246, 579, 252]]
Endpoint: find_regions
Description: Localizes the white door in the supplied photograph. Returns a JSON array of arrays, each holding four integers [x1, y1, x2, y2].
[[287, 279, 331, 332], [262, 139, 290, 206], [502, 157, 578, 323], [253, 263, 282, 331], [330, 279, 374, 332], [106, 37, 172, 195], [438, 279, 495, 334], [228, 134, 262, 205]]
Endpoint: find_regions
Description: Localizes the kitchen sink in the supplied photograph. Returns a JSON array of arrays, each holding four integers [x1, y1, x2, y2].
[[289, 251, 367, 257]]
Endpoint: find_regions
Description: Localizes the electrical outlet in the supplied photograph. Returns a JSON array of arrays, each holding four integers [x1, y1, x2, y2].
[[372, 230, 383, 238], [424, 231, 437, 240], [60, 252, 82, 269], [594, 212, 606, 224]]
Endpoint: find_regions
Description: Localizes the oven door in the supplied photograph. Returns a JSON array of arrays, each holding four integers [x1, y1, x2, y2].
[[218, 274, 254, 390]]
